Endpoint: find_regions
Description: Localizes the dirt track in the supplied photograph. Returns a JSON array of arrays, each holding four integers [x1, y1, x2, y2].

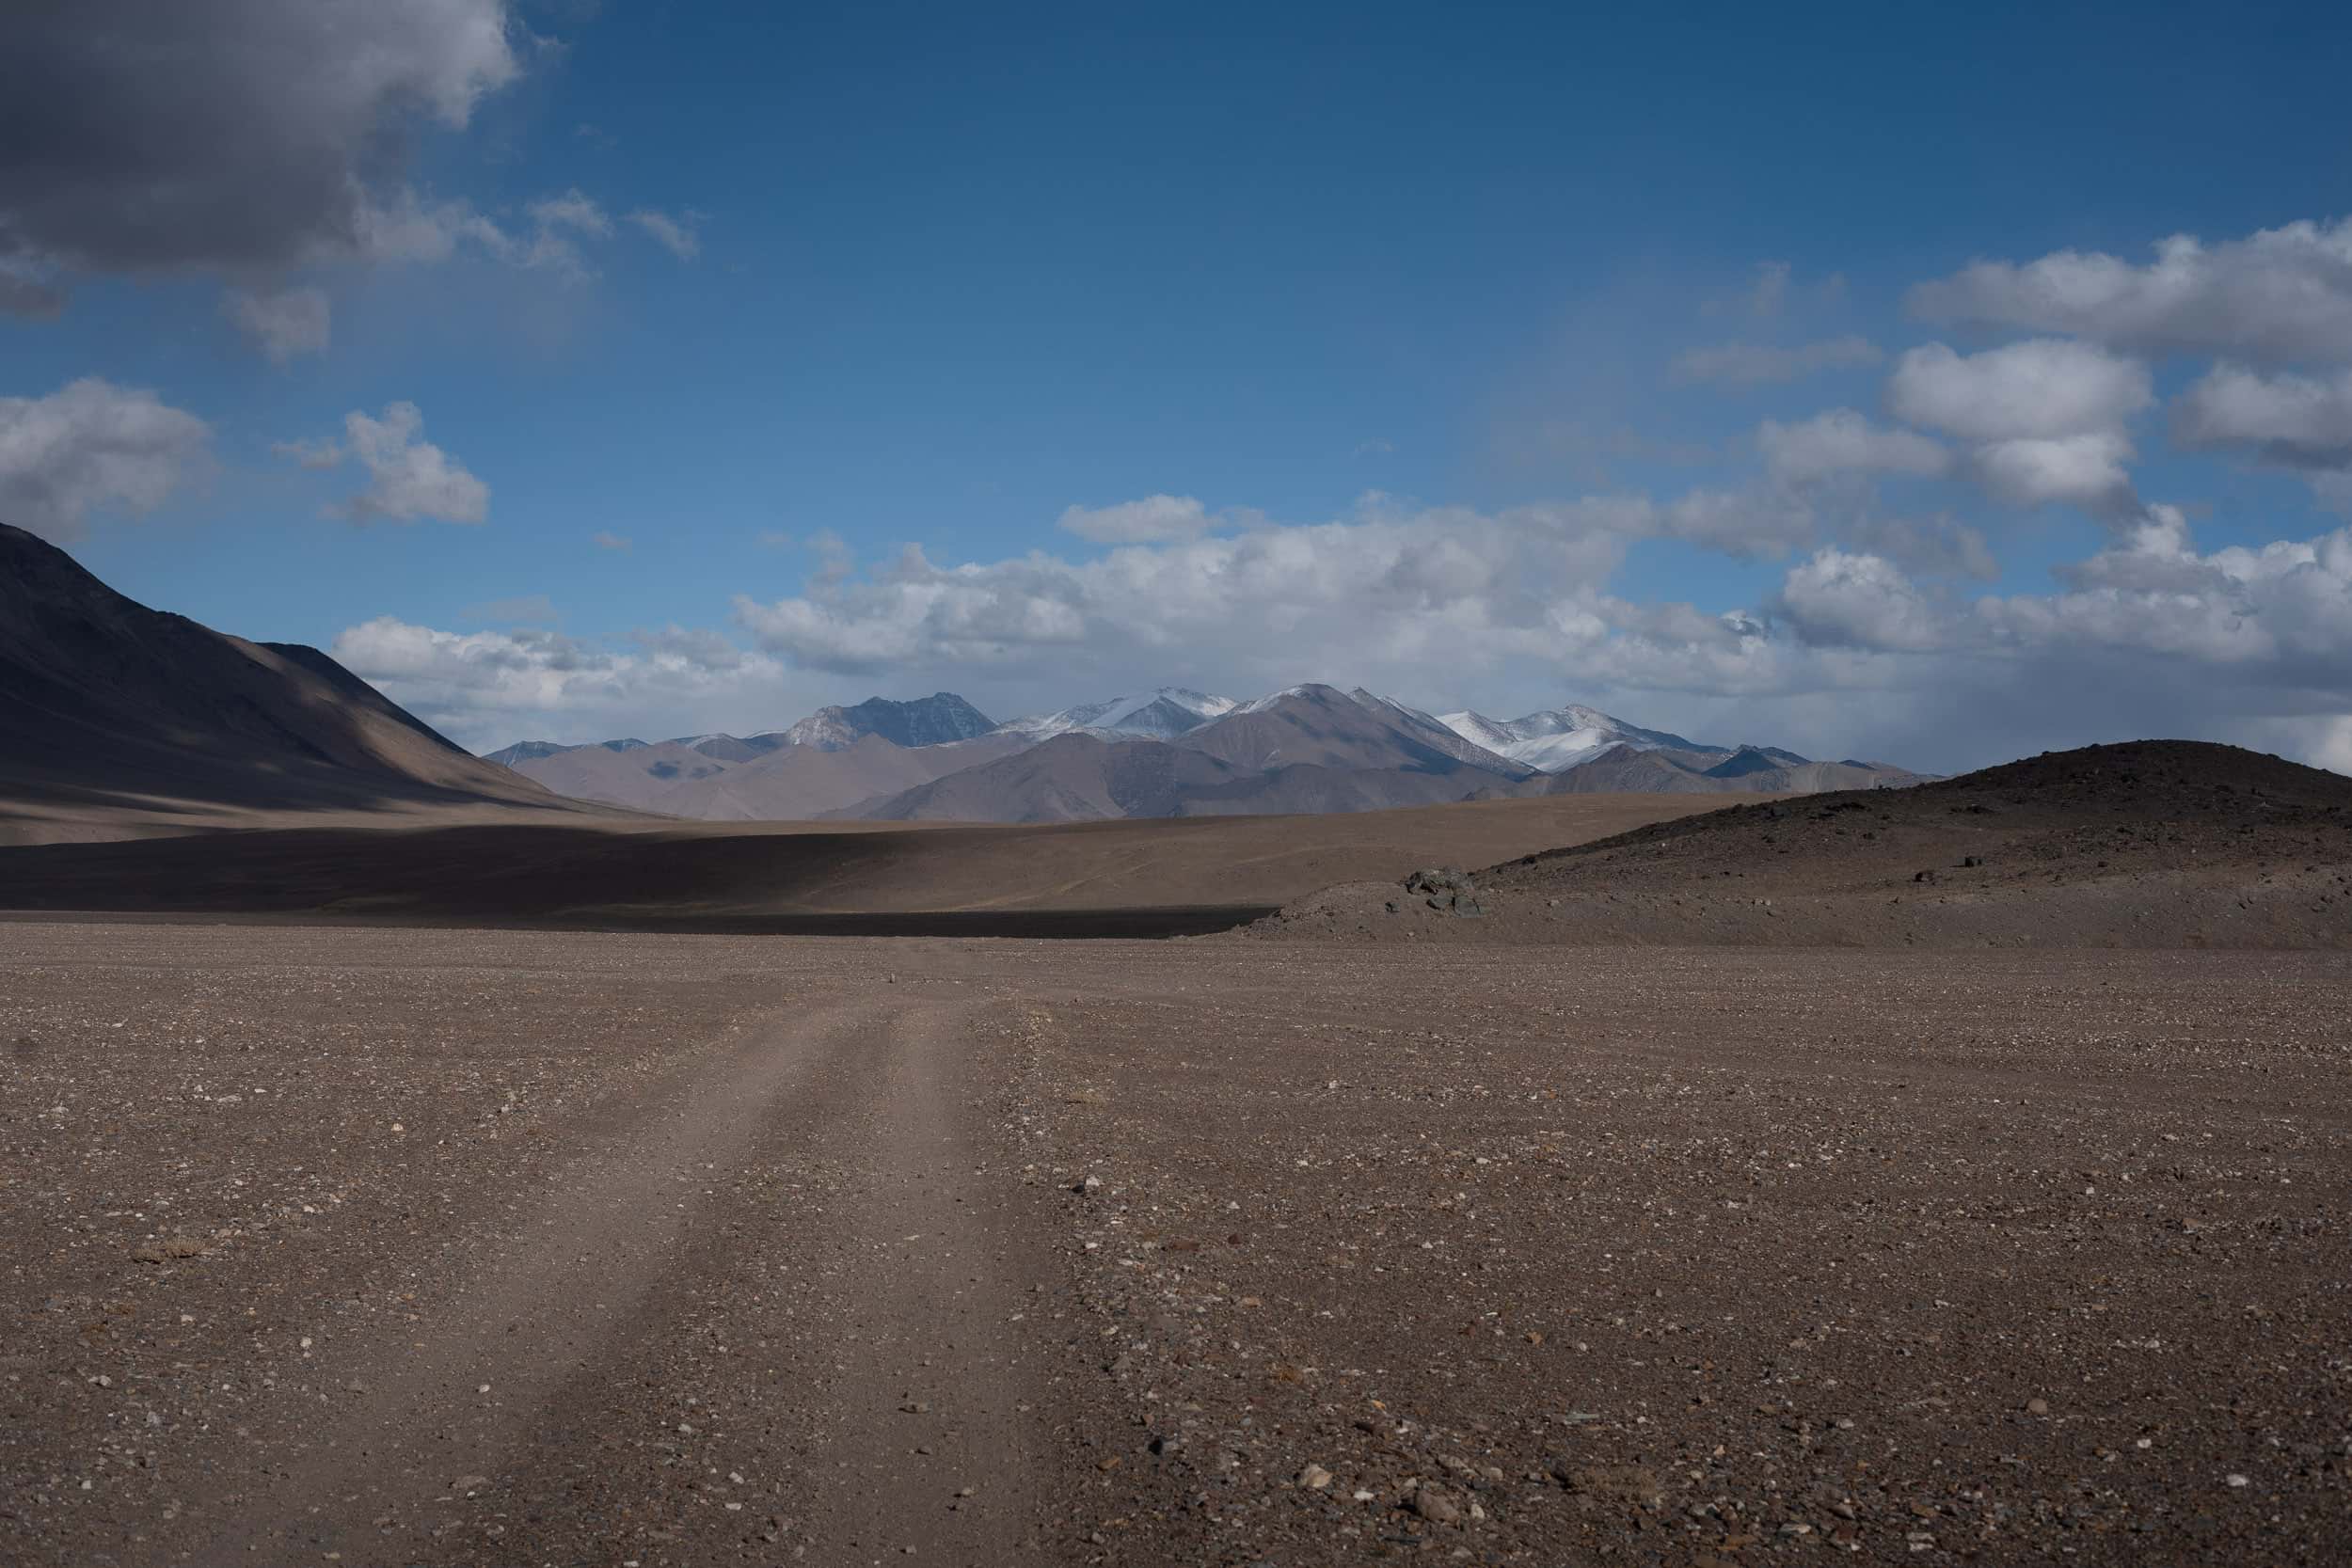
[[4, 923, 2348, 1565]]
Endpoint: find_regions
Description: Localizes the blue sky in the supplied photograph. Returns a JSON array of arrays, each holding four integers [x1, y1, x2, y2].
[[7, 2, 2352, 770]]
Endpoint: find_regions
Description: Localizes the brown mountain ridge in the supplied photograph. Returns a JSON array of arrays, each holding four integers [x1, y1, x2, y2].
[[0, 523, 591, 845]]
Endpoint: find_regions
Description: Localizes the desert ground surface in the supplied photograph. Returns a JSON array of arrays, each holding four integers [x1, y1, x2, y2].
[[4, 919, 2347, 1567], [0, 791, 1752, 927]]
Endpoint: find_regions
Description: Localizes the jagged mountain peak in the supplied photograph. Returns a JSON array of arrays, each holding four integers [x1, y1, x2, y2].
[[782, 692, 995, 752]]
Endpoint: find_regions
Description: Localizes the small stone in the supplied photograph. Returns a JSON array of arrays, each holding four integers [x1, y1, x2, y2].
[[2026, 1399, 2050, 1416], [1299, 1463, 1333, 1490], [451, 1474, 490, 1494], [900, 1401, 930, 1414], [1412, 1483, 1462, 1524], [2226, 1473, 2249, 1488]]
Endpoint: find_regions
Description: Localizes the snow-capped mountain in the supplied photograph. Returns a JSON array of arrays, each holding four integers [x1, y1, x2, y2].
[[997, 687, 1238, 741], [783, 692, 995, 751], [1438, 705, 1709, 773], [482, 682, 1922, 819], [1190, 686, 1535, 777]]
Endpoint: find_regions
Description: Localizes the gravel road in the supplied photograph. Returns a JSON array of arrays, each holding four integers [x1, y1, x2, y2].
[[3, 922, 2346, 1565]]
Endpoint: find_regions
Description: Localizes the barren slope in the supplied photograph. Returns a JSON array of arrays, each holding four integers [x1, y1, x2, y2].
[[665, 731, 1034, 819], [1263, 740, 2352, 948], [0, 524, 585, 845]]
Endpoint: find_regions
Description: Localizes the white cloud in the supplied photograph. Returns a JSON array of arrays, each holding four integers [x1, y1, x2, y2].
[[1909, 218, 2352, 364], [1674, 336, 1883, 387], [1971, 431, 2138, 510], [732, 491, 1819, 692], [1756, 409, 1949, 484], [328, 481, 2352, 774], [0, 377, 214, 541], [593, 531, 632, 551], [1749, 261, 1791, 317], [223, 285, 330, 364], [2172, 363, 2352, 507], [627, 209, 701, 261], [1887, 339, 2152, 442], [1978, 512, 2352, 668], [1773, 548, 1948, 651], [344, 184, 627, 282], [1057, 494, 1216, 544], [1885, 340, 2152, 515], [529, 190, 610, 238], [331, 616, 798, 749], [276, 402, 488, 525], [508, 189, 611, 278]]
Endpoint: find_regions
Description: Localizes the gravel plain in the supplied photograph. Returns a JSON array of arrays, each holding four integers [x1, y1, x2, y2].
[[3, 920, 2347, 1566]]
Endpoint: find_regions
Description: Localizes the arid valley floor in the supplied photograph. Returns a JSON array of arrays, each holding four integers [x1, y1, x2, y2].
[[5, 920, 2347, 1567]]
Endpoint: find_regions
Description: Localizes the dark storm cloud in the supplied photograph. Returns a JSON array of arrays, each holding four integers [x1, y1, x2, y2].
[[0, 1, 519, 284]]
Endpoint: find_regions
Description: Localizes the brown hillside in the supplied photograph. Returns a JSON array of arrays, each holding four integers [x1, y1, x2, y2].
[[0, 524, 598, 844], [1259, 740, 2352, 948]]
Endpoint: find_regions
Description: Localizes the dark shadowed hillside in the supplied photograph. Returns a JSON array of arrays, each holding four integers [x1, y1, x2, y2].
[[1261, 740, 2352, 948], [0, 524, 590, 843]]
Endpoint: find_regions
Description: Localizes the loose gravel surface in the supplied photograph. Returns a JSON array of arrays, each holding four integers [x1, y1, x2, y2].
[[3, 922, 2347, 1565]]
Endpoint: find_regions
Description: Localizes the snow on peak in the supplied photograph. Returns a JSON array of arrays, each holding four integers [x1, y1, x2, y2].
[[1434, 704, 1714, 772], [999, 687, 1238, 740]]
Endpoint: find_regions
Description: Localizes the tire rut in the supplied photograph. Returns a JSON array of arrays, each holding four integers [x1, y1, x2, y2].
[[161, 991, 1053, 1568], [174, 1002, 846, 1565]]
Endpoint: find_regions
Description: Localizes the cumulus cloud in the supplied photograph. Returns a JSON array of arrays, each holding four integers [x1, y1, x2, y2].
[[1909, 218, 2352, 364], [223, 285, 331, 365], [2172, 363, 2352, 508], [1979, 512, 2352, 670], [1969, 431, 2138, 511], [0, 1, 520, 287], [1886, 340, 2152, 515], [1750, 503, 2352, 678], [1887, 340, 2152, 442], [731, 490, 1822, 694], [0, 378, 214, 541], [1057, 495, 1216, 544], [331, 616, 799, 750], [627, 209, 701, 261], [1773, 548, 1948, 652], [1756, 409, 1949, 484], [1674, 336, 1883, 387], [328, 478, 2352, 773], [276, 403, 488, 525]]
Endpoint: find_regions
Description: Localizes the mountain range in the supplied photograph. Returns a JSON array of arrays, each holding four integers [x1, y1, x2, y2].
[[488, 683, 1927, 822], [0, 523, 1924, 840]]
